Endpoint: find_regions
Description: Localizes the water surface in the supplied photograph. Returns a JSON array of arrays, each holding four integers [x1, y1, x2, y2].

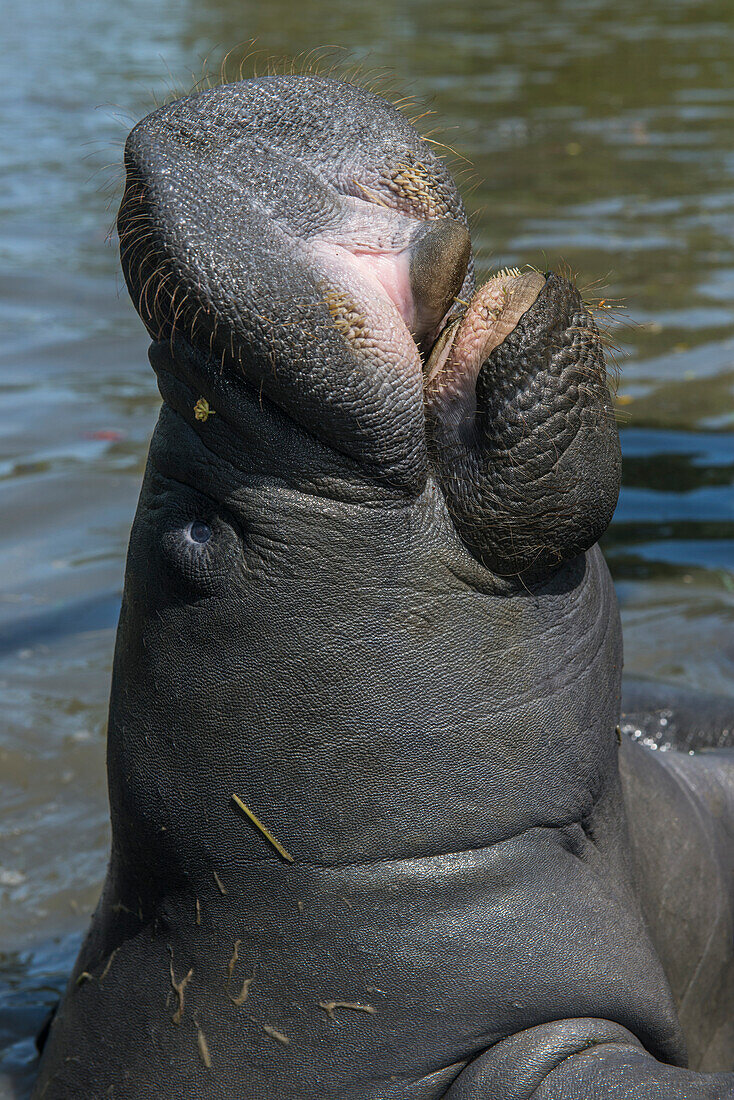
[[1, 1, 733, 1093]]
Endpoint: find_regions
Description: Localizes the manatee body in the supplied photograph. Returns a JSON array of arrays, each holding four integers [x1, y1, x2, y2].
[[34, 77, 734, 1099]]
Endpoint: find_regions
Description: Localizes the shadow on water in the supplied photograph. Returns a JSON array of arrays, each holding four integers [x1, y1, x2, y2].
[[1, 0, 733, 1093]]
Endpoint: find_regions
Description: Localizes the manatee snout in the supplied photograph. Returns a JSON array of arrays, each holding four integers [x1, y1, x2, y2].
[[118, 75, 620, 586]]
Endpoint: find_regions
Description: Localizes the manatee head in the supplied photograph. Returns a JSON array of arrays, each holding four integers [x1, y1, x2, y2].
[[118, 74, 620, 587]]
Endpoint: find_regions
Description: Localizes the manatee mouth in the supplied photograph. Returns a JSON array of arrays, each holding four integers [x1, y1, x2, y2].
[[422, 268, 546, 438], [344, 226, 551, 451], [310, 204, 545, 432], [323, 215, 473, 359], [424, 270, 545, 390]]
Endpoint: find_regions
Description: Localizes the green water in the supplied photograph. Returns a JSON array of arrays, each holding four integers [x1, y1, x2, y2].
[[1, 0, 733, 1093]]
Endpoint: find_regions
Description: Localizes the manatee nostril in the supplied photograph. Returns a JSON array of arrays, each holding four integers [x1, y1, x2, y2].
[[188, 520, 212, 544], [409, 218, 471, 354]]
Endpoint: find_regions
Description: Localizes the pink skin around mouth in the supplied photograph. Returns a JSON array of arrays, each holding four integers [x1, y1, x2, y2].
[[348, 246, 461, 352], [309, 239, 430, 349], [351, 249, 415, 332]]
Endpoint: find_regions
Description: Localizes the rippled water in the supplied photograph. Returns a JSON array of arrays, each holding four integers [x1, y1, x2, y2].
[[1, 0, 733, 1093]]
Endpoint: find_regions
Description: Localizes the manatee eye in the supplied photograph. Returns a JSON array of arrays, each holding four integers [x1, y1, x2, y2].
[[187, 520, 212, 544], [150, 476, 240, 598]]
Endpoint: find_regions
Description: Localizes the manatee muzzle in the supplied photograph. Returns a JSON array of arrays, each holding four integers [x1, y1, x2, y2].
[[118, 75, 621, 585]]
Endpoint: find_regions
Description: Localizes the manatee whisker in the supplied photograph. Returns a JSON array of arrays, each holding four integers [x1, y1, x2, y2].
[[351, 179, 391, 209]]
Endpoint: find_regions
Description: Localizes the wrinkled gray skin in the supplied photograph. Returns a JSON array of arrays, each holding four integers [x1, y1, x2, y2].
[[34, 77, 734, 1099]]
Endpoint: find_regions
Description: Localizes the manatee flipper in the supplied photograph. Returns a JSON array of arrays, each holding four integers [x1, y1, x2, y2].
[[443, 1020, 734, 1098], [620, 737, 734, 1072]]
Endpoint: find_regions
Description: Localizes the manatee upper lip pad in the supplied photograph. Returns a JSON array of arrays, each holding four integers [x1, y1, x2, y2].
[[116, 76, 539, 432], [309, 199, 547, 417]]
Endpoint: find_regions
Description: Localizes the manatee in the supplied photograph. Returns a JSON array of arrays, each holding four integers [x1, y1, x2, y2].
[[33, 76, 734, 1099]]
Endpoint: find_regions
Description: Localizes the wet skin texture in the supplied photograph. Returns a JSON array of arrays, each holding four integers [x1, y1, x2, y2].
[[34, 77, 734, 1098]]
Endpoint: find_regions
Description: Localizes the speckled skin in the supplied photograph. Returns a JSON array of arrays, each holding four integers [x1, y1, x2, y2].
[[34, 77, 734, 1099]]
